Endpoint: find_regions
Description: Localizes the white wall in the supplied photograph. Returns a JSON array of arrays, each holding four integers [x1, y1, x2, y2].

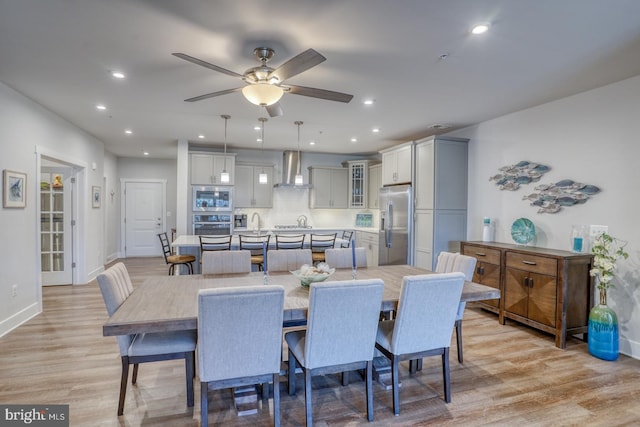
[[0, 82, 105, 337], [449, 74, 640, 358], [103, 151, 119, 262]]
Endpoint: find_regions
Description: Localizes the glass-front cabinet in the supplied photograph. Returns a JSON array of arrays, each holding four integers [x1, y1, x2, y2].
[[345, 160, 377, 209]]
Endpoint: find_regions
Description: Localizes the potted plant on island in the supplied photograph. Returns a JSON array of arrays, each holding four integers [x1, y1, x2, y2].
[[588, 232, 629, 361]]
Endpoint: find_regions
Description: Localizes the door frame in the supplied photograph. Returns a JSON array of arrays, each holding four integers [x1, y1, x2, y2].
[[120, 178, 167, 257]]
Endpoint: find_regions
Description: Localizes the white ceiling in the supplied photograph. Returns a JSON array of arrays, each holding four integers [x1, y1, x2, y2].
[[2, 0, 640, 159]]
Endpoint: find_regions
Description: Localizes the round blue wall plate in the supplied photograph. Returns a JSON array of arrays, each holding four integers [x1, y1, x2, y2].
[[511, 218, 536, 245]]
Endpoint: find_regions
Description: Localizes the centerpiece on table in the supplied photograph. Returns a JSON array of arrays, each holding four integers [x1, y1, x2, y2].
[[291, 263, 335, 287], [588, 232, 629, 361]]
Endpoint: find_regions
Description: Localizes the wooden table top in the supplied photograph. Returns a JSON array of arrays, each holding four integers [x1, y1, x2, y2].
[[103, 265, 500, 337]]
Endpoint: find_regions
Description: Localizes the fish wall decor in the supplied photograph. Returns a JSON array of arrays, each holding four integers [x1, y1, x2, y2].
[[489, 161, 551, 191], [523, 179, 600, 214]]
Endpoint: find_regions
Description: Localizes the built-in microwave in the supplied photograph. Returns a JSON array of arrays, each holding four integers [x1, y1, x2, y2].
[[193, 186, 232, 212]]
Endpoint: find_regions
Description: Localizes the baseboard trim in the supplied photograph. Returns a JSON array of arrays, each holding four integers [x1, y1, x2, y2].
[[0, 302, 40, 338]]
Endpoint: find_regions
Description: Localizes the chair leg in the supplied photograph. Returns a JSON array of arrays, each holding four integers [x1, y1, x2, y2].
[[273, 372, 281, 427], [342, 371, 349, 386], [169, 264, 175, 276], [366, 360, 374, 421], [288, 349, 296, 396], [391, 356, 400, 416], [304, 368, 313, 427], [200, 382, 208, 427], [455, 319, 463, 363], [118, 357, 129, 416], [185, 352, 195, 407], [132, 363, 139, 384], [442, 348, 451, 403]]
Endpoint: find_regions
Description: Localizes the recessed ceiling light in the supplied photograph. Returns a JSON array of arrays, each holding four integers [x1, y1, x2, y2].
[[111, 71, 126, 79], [124, 129, 132, 135], [351, 137, 358, 143], [372, 128, 380, 133], [363, 99, 375, 105], [471, 24, 490, 35], [96, 104, 106, 110], [256, 138, 262, 143], [198, 134, 205, 139], [143, 151, 149, 156], [309, 141, 316, 146], [254, 125, 261, 131]]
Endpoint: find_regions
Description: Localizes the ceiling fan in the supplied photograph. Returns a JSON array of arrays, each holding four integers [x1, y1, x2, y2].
[[172, 47, 353, 117]]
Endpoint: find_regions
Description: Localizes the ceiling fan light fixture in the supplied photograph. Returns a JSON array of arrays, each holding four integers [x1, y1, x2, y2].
[[242, 84, 284, 106]]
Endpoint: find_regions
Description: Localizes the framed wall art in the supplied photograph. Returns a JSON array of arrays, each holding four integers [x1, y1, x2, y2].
[[3, 169, 27, 208], [92, 186, 101, 208]]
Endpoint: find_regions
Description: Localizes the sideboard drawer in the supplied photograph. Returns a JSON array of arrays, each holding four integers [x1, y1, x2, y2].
[[462, 246, 501, 265], [506, 252, 557, 276]]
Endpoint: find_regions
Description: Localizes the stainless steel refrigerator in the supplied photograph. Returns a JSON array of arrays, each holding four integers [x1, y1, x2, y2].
[[379, 184, 413, 265]]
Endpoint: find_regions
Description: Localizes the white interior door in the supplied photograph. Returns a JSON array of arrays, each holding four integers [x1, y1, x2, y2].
[[124, 181, 165, 257]]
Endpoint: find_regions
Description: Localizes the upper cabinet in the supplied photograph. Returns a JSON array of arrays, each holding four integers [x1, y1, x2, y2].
[[235, 163, 274, 208], [345, 160, 378, 209], [368, 163, 382, 209], [308, 166, 348, 208], [190, 153, 236, 185], [381, 143, 412, 186]]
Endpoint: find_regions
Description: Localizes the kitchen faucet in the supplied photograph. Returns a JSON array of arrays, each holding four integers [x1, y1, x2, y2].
[[296, 214, 308, 228], [251, 212, 261, 233]]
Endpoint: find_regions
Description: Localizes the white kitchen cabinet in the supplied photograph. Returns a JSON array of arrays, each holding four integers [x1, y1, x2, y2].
[[381, 143, 412, 185], [235, 164, 273, 208], [344, 160, 378, 209], [356, 230, 379, 267], [413, 136, 469, 270], [308, 166, 348, 208], [190, 153, 235, 185], [368, 163, 382, 209]]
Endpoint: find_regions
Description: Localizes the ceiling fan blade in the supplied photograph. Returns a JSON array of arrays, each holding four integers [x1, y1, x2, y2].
[[184, 87, 243, 102], [172, 53, 243, 78], [268, 49, 326, 82], [266, 102, 284, 118], [285, 85, 353, 103]]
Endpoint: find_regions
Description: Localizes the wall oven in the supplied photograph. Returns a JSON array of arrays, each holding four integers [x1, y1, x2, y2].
[[193, 214, 232, 236], [193, 186, 233, 212]]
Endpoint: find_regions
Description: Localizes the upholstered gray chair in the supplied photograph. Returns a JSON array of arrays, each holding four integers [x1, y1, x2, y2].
[[97, 262, 196, 416], [267, 248, 312, 272], [285, 279, 384, 426], [375, 272, 465, 415], [201, 249, 251, 275], [324, 247, 367, 269], [198, 285, 285, 427], [435, 251, 477, 363]]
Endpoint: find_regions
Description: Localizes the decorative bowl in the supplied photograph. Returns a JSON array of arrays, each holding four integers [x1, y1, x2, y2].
[[511, 217, 536, 245], [290, 268, 335, 287]]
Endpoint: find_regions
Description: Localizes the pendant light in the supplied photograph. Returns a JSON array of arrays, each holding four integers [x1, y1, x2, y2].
[[220, 114, 230, 184], [294, 120, 304, 185], [258, 117, 268, 184]]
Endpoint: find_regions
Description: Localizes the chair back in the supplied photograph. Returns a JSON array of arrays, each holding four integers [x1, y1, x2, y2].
[[199, 235, 232, 252], [341, 230, 354, 247], [324, 247, 367, 269], [267, 249, 312, 272], [310, 233, 337, 254], [390, 272, 465, 355], [238, 234, 270, 256], [97, 262, 135, 355], [275, 234, 305, 250], [158, 232, 172, 262], [198, 285, 285, 382], [201, 250, 251, 275], [303, 279, 384, 369], [435, 252, 477, 280]]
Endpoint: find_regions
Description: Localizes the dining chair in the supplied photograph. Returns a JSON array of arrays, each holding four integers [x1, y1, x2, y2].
[[285, 279, 384, 426], [310, 233, 337, 264], [267, 249, 312, 272], [435, 251, 477, 363], [341, 230, 354, 247], [201, 249, 252, 275], [324, 247, 367, 269], [374, 272, 465, 415], [198, 285, 285, 427], [158, 232, 195, 275], [274, 234, 305, 250], [97, 262, 196, 416], [239, 234, 271, 271]]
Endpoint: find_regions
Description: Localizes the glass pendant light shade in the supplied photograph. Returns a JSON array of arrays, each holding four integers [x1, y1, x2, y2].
[[259, 171, 268, 184], [294, 120, 304, 185], [220, 170, 230, 184], [220, 114, 230, 183], [242, 84, 284, 106]]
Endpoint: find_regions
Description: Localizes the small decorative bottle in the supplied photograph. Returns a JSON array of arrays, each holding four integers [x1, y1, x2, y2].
[[482, 217, 493, 242]]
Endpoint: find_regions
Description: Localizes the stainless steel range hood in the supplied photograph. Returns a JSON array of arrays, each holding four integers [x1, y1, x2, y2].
[[274, 150, 312, 188]]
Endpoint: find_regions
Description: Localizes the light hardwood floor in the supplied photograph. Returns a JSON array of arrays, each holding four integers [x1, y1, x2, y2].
[[1, 257, 639, 426]]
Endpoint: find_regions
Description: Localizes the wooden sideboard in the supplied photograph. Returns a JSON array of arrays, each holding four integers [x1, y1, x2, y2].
[[461, 241, 594, 349]]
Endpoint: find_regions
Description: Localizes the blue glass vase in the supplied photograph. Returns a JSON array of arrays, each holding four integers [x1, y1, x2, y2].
[[588, 291, 619, 361]]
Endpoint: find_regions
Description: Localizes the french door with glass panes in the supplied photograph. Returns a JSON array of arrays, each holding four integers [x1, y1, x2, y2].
[[41, 171, 73, 285]]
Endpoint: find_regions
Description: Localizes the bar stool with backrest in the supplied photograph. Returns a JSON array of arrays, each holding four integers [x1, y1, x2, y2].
[[239, 234, 271, 271], [275, 234, 305, 250], [310, 233, 337, 264], [158, 232, 195, 275], [341, 230, 354, 248]]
